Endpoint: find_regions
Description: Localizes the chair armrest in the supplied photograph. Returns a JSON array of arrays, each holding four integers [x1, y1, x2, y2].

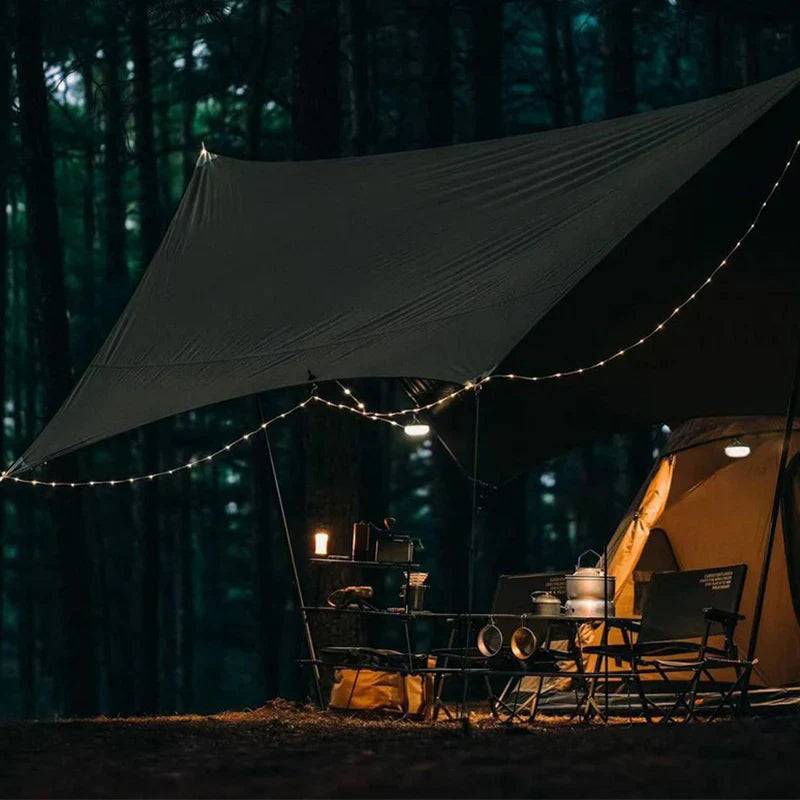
[[607, 618, 641, 633], [704, 607, 744, 624]]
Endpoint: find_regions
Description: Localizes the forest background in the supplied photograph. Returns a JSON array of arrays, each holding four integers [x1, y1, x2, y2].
[[1, 0, 798, 719]]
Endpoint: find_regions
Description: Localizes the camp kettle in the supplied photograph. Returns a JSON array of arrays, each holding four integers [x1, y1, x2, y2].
[[529, 590, 562, 617], [510, 615, 538, 660], [476, 618, 503, 657], [564, 549, 616, 617]]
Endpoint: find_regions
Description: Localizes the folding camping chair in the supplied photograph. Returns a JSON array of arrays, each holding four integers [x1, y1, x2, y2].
[[584, 564, 752, 723]]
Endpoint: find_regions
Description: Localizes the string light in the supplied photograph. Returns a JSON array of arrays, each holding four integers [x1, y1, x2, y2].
[[334, 136, 800, 417], [1, 393, 402, 489], [3, 138, 796, 488]]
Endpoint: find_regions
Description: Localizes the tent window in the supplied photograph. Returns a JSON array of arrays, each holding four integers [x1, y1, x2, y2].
[[781, 453, 800, 628]]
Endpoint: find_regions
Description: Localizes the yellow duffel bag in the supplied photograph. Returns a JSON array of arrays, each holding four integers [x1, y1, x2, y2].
[[329, 660, 435, 719]]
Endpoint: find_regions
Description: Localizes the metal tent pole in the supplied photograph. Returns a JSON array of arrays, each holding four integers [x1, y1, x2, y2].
[[603, 538, 609, 720], [460, 389, 482, 718], [747, 331, 800, 663], [468, 389, 481, 616], [257, 395, 324, 708]]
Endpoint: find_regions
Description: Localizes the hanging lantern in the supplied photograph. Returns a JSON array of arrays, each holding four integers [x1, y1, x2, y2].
[[724, 438, 751, 458]]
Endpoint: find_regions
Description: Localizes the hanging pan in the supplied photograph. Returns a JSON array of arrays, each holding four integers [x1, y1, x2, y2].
[[476, 618, 503, 657], [510, 615, 539, 661]]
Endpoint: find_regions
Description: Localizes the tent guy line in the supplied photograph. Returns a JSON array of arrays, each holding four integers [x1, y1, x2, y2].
[[2, 133, 797, 489]]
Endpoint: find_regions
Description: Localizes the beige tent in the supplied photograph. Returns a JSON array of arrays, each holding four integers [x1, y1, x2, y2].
[[605, 416, 800, 687]]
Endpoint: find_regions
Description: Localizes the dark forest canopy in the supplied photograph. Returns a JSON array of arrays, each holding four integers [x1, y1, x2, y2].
[[0, 0, 799, 719]]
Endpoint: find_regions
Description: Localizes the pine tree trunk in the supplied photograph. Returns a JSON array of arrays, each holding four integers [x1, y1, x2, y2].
[[130, 0, 163, 714], [246, 0, 276, 160], [245, 5, 280, 689], [291, 0, 340, 160], [471, 0, 504, 141], [181, 25, 197, 182], [138, 428, 161, 713], [179, 465, 195, 710], [20, 313, 38, 717], [161, 522, 178, 711], [251, 417, 281, 700], [303, 401, 364, 692], [421, 0, 452, 146], [347, 0, 370, 155], [704, 8, 726, 95], [81, 55, 96, 316], [15, 0, 97, 717], [742, 19, 760, 85], [561, 0, 582, 124], [201, 461, 224, 701], [542, 0, 566, 127], [292, 0, 364, 700], [103, 8, 126, 289], [602, 0, 636, 118], [92, 517, 116, 711]]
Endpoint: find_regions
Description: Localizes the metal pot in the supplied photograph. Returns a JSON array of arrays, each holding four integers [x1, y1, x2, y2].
[[529, 590, 562, 616], [477, 619, 503, 657], [564, 597, 616, 618], [565, 549, 616, 602], [400, 584, 427, 611], [510, 616, 538, 660]]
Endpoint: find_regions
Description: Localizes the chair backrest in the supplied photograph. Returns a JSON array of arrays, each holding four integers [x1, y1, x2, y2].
[[638, 565, 747, 643], [492, 572, 568, 639]]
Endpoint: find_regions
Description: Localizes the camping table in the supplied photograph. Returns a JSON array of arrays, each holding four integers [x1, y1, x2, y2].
[[302, 560, 637, 720], [300, 601, 633, 720]]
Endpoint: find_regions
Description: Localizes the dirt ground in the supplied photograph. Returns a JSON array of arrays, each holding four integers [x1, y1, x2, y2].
[[0, 700, 798, 799]]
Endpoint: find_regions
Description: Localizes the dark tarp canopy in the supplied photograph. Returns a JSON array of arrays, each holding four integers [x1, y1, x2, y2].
[[10, 69, 800, 476], [409, 72, 800, 483]]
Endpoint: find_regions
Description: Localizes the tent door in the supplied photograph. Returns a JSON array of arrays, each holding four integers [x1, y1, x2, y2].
[[632, 528, 680, 614]]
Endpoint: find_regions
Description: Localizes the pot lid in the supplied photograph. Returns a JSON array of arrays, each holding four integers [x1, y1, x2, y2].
[[531, 591, 561, 602]]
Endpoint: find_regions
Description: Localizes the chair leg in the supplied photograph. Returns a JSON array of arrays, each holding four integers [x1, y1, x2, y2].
[[529, 676, 545, 723], [484, 675, 500, 719], [707, 666, 752, 723], [630, 660, 654, 724]]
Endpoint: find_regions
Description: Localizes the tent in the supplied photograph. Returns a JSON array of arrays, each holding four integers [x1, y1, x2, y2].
[[8, 68, 800, 476], [605, 416, 800, 687]]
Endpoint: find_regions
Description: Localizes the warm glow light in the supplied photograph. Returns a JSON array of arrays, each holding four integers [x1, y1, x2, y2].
[[404, 423, 431, 438], [314, 530, 329, 556], [725, 439, 750, 458]]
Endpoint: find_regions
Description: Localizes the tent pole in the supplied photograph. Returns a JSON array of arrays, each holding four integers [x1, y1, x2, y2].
[[460, 389, 482, 718], [747, 330, 800, 663], [257, 395, 324, 708], [468, 388, 481, 616], [603, 537, 609, 720]]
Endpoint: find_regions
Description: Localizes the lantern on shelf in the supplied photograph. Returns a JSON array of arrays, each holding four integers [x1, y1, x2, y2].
[[313, 529, 330, 556]]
